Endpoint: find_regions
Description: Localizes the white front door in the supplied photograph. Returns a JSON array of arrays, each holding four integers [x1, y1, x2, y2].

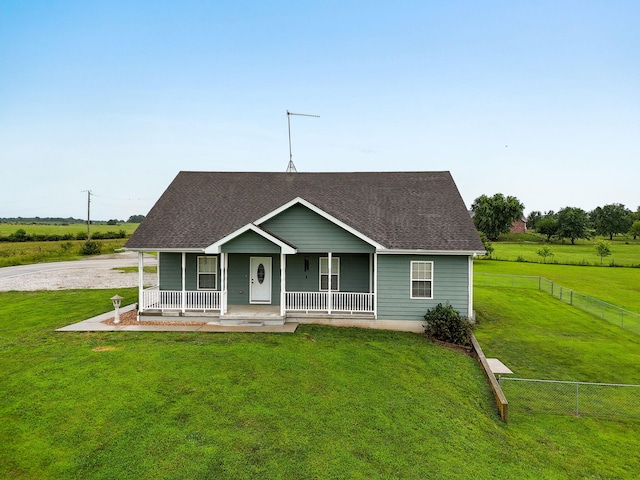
[[249, 257, 272, 304]]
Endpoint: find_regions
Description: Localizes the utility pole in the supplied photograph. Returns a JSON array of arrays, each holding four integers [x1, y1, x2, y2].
[[82, 190, 93, 240], [286, 110, 320, 173]]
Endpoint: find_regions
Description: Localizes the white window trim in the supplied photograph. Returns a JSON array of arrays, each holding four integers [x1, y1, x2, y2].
[[410, 260, 433, 299], [319, 256, 340, 291], [197, 256, 218, 290]]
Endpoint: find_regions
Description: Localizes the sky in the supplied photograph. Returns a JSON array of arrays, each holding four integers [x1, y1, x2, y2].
[[1, 1, 638, 221]]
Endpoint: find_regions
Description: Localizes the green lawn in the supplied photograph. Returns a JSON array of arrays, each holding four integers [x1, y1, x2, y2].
[[486, 235, 640, 267], [476, 260, 640, 313], [0, 239, 129, 267], [2, 289, 640, 478]]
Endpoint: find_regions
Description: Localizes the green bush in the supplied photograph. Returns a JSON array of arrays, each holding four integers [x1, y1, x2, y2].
[[423, 303, 473, 346], [80, 240, 101, 255]]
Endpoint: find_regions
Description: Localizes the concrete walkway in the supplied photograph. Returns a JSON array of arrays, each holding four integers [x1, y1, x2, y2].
[[56, 304, 298, 333]]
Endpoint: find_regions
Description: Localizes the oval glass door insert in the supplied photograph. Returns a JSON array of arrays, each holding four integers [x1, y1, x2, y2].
[[257, 263, 265, 284]]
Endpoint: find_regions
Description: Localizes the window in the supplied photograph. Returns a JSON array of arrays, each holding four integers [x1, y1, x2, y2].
[[319, 257, 340, 291], [410, 261, 433, 298], [197, 256, 217, 290]]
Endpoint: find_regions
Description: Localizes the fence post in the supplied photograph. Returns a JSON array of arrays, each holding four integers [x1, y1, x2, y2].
[[538, 276, 541, 291], [570, 290, 573, 305], [576, 383, 580, 416], [622, 310, 624, 328], [551, 281, 554, 297]]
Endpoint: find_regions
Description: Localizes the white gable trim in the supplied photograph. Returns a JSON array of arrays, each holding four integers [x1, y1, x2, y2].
[[204, 224, 297, 254], [253, 196, 385, 250]]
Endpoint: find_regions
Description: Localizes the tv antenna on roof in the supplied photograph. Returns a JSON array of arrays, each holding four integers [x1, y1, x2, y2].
[[286, 110, 320, 173]]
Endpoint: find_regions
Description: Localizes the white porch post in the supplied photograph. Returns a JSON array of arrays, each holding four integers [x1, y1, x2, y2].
[[373, 252, 378, 319], [138, 251, 144, 318], [327, 251, 332, 315], [220, 252, 227, 314], [280, 252, 286, 317], [181, 252, 186, 314]]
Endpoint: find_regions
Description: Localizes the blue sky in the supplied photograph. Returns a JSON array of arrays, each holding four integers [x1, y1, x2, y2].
[[1, 1, 638, 220]]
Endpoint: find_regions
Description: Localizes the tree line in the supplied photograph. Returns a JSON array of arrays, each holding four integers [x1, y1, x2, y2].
[[472, 193, 640, 244], [0, 229, 128, 243]]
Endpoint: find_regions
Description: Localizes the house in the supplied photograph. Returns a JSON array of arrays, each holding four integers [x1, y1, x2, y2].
[[509, 218, 527, 234], [124, 171, 485, 332]]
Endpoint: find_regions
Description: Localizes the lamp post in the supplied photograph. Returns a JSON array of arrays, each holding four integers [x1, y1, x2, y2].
[[111, 294, 123, 324]]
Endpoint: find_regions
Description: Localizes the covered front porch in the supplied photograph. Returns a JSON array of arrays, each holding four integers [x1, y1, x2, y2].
[[139, 286, 376, 317]]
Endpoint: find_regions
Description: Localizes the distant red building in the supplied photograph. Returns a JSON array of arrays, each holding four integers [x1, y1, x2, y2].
[[509, 219, 527, 234]]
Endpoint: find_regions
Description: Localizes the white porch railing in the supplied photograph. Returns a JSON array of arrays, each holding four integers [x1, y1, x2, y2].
[[285, 291, 374, 314], [141, 287, 221, 312], [141, 288, 372, 315]]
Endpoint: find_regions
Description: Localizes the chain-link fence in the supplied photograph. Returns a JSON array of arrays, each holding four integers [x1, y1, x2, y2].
[[475, 273, 640, 335], [499, 377, 640, 418]]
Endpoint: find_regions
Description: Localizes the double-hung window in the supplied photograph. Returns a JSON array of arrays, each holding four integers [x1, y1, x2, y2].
[[410, 261, 433, 298], [197, 256, 218, 290], [319, 257, 340, 291]]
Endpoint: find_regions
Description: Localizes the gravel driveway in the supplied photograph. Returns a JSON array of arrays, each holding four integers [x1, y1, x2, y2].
[[0, 252, 157, 291]]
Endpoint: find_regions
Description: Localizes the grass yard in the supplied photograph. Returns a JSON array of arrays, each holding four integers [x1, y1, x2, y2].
[[0, 239, 129, 267], [474, 287, 640, 383], [476, 260, 640, 313], [2, 290, 640, 478], [486, 235, 640, 267]]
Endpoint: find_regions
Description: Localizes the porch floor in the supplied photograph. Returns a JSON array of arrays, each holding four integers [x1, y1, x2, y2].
[[56, 304, 298, 333]]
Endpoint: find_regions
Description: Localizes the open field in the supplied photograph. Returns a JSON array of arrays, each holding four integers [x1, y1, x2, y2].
[[2, 289, 640, 478], [475, 260, 640, 313], [486, 234, 640, 267], [0, 239, 130, 267], [0, 222, 139, 237]]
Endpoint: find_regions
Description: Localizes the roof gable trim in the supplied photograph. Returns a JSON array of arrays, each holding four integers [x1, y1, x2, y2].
[[204, 224, 297, 254], [254, 197, 385, 250]]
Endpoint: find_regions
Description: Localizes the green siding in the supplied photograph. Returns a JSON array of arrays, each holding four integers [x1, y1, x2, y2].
[[159, 252, 181, 290], [159, 252, 218, 291], [377, 255, 470, 321], [227, 254, 281, 306], [222, 230, 281, 254], [285, 253, 370, 293], [262, 204, 374, 253]]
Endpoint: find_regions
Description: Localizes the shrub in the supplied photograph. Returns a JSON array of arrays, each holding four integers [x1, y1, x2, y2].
[[423, 303, 473, 346], [80, 240, 101, 256]]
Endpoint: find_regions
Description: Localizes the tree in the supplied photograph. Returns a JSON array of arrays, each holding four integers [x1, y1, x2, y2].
[[527, 210, 542, 230], [127, 214, 146, 223], [595, 241, 611, 265], [536, 216, 558, 242], [537, 245, 554, 263], [556, 207, 590, 245], [590, 204, 633, 240], [630, 221, 640, 240], [471, 193, 524, 241]]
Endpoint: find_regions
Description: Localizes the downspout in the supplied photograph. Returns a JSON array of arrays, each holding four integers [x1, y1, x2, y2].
[[469, 254, 475, 321]]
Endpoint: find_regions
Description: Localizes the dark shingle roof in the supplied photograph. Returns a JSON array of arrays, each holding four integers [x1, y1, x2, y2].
[[125, 171, 484, 252]]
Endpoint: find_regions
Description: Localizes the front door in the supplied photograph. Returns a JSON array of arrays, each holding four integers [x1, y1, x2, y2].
[[249, 257, 272, 304]]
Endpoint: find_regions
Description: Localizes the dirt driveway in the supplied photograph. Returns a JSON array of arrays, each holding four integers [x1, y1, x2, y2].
[[0, 252, 157, 291]]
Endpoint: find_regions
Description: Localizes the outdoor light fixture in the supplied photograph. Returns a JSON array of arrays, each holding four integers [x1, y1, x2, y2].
[[111, 294, 123, 324]]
